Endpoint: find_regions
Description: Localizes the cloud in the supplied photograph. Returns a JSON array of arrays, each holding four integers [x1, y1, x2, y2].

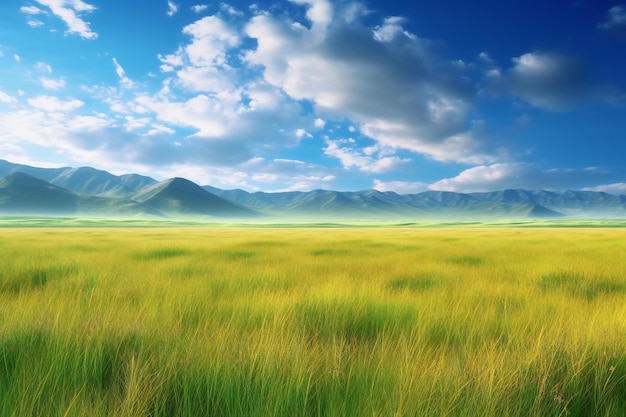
[[182, 16, 240, 68], [33, 0, 98, 39], [583, 183, 626, 195], [0, 101, 341, 191], [36, 62, 53, 72], [13, 54, 21, 63], [167, 1, 179, 17], [27, 20, 45, 28], [243, 2, 499, 164], [112, 58, 135, 89], [0, 91, 17, 104], [324, 139, 409, 173], [374, 164, 621, 194], [28, 95, 84, 112], [429, 163, 611, 193], [220, 3, 243, 16], [599, 5, 626, 31], [40, 77, 66, 90], [372, 179, 430, 194], [242, 157, 337, 191], [191, 5, 209, 13], [485, 52, 595, 110], [20, 6, 45, 14]]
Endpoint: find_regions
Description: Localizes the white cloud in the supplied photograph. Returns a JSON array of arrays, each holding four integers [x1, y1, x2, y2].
[[244, 3, 496, 164], [13, 54, 21, 63], [324, 139, 409, 173], [40, 77, 66, 90], [372, 179, 430, 194], [0, 90, 17, 103], [429, 163, 610, 193], [27, 20, 45, 28], [242, 157, 337, 191], [314, 118, 326, 128], [28, 95, 84, 112], [220, 3, 243, 16], [112, 58, 135, 89], [36, 62, 53, 72], [20, 6, 45, 14], [290, 0, 334, 35], [599, 5, 626, 31], [191, 5, 209, 13], [296, 128, 312, 139], [167, 0, 179, 17], [182, 16, 240, 68], [583, 183, 626, 195], [373, 16, 413, 42], [34, 0, 97, 39]]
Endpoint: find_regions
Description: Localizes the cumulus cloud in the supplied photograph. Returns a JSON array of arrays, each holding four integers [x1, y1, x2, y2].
[[40, 77, 66, 90], [28, 95, 84, 112], [324, 139, 409, 173], [242, 157, 337, 191], [486, 52, 595, 110], [243, 1, 499, 164], [191, 5, 209, 13], [33, 0, 97, 39]]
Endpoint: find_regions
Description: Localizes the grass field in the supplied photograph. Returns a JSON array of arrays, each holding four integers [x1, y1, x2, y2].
[[0, 225, 625, 416]]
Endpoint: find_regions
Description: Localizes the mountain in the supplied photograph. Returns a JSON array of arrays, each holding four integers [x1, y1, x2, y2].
[[0, 160, 156, 197], [205, 187, 570, 219], [0, 172, 161, 217], [134, 177, 256, 218], [0, 172, 78, 215], [49, 166, 156, 197], [1, 160, 626, 220]]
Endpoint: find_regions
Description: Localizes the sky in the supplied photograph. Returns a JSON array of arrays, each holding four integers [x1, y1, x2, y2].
[[0, 0, 625, 194]]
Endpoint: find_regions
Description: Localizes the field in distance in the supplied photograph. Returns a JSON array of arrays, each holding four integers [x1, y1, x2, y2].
[[1, 226, 625, 416]]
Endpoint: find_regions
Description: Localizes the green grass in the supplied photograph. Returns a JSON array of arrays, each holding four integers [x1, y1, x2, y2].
[[0, 226, 625, 416]]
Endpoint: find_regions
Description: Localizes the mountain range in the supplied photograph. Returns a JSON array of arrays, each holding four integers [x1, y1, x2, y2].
[[1, 159, 626, 220]]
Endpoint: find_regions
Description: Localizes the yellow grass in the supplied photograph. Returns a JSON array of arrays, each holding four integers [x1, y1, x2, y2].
[[0, 226, 625, 416]]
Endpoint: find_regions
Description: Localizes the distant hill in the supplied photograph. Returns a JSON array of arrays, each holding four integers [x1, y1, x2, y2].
[[0, 172, 78, 215], [0, 172, 161, 217], [0, 160, 156, 197], [1, 159, 626, 220]]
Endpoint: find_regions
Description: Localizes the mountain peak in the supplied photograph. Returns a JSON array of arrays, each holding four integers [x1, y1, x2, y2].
[[133, 177, 256, 218]]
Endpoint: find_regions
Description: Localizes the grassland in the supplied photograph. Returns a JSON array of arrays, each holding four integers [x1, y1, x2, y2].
[[0, 225, 625, 416]]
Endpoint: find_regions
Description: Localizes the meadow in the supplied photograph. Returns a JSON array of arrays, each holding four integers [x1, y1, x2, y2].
[[0, 225, 625, 416]]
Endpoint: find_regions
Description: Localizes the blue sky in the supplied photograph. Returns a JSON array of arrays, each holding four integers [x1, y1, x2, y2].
[[0, 0, 625, 193]]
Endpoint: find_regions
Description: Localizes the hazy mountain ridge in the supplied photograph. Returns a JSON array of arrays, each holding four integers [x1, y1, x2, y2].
[[0, 172, 161, 217], [1, 160, 625, 220], [0, 160, 156, 197]]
